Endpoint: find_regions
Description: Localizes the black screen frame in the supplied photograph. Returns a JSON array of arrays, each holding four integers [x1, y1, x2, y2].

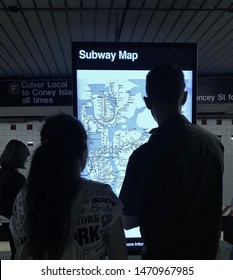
[[72, 42, 198, 255]]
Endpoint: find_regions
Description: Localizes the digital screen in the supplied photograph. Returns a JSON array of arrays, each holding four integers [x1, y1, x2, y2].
[[72, 42, 197, 254]]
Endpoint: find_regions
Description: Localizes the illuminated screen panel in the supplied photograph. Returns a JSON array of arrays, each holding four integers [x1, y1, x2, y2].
[[76, 69, 193, 194], [72, 42, 197, 254]]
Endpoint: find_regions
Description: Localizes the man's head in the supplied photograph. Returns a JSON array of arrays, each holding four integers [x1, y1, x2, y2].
[[144, 63, 187, 124]]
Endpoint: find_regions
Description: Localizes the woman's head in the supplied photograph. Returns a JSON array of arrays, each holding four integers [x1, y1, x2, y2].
[[0, 139, 30, 169], [40, 113, 88, 172]]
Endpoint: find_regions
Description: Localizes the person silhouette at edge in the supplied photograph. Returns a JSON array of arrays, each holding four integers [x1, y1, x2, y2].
[[0, 139, 30, 259], [120, 63, 224, 259]]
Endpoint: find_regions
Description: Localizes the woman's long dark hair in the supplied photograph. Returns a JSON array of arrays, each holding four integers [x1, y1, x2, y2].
[[25, 114, 87, 259]]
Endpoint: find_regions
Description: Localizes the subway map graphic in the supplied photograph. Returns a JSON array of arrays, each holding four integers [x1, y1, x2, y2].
[[77, 70, 193, 196]]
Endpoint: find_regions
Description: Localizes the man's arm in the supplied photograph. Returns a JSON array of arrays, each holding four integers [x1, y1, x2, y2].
[[106, 217, 128, 259], [120, 149, 147, 229], [122, 214, 140, 230]]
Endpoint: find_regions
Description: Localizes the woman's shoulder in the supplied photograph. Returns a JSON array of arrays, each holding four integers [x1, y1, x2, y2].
[[79, 179, 123, 218], [81, 178, 111, 190], [0, 166, 25, 181], [80, 179, 118, 199]]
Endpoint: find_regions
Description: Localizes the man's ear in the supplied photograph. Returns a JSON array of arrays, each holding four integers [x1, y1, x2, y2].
[[181, 91, 188, 105], [144, 96, 152, 109]]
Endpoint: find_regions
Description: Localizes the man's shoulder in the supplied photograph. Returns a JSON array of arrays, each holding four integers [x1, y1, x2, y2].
[[175, 123, 224, 161], [171, 121, 220, 140], [130, 141, 152, 160], [186, 123, 223, 146]]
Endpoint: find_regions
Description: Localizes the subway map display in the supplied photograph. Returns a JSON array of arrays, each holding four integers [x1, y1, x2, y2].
[[77, 70, 193, 195], [72, 42, 197, 252]]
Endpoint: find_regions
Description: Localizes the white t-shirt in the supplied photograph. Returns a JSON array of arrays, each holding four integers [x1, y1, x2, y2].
[[10, 179, 123, 259]]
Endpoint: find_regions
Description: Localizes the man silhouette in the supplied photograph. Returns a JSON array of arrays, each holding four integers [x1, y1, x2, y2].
[[120, 63, 224, 259]]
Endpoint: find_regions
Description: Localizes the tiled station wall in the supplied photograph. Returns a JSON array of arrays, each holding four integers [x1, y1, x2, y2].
[[0, 118, 232, 205], [196, 118, 233, 206]]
